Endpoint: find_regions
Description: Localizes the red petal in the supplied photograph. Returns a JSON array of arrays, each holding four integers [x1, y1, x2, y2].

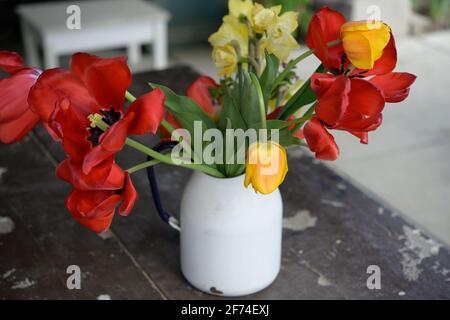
[[304, 117, 339, 161], [52, 99, 92, 161], [66, 189, 121, 233], [126, 88, 165, 135], [0, 108, 39, 144], [0, 68, 40, 123], [0, 51, 25, 74], [348, 79, 385, 116], [82, 113, 134, 174], [370, 72, 417, 103], [28, 68, 97, 123], [160, 111, 180, 140], [313, 74, 351, 127], [306, 7, 346, 70], [70, 53, 131, 111], [119, 173, 137, 216], [0, 68, 40, 143], [57, 157, 125, 191], [187, 76, 219, 116]]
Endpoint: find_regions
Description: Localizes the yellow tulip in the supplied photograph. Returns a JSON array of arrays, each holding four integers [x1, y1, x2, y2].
[[251, 4, 280, 34], [212, 45, 238, 77], [229, 0, 254, 19], [245, 141, 288, 195], [209, 15, 248, 76], [341, 21, 391, 70], [262, 11, 299, 61]]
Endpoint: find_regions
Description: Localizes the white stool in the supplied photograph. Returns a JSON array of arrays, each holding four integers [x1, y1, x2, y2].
[[17, 0, 171, 70]]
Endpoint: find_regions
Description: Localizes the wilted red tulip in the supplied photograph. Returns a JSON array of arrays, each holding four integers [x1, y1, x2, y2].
[[65, 174, 137, 233]]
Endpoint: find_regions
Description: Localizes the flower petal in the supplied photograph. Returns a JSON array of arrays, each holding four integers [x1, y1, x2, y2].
[[126, 88, 165, 135], [304, 117, 339, 161], [306, 6, 346, 70], [0, 107, 40, 144], [348, 78, 385, 116], [28, 68, 97, 123], [0, 51, 25, 74], [82, 113, 134, 174], [119, 173, 137, 216], [57, 157, 125, 191], [313, 74, 351, 127], [370, 72, 417, 103], [70, 52, 131, 111], [187, 76, 219, 116], [66, 189, 121, 233]]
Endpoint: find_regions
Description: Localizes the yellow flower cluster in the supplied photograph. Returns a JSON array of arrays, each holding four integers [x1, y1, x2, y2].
[[209, 0, 299, 77]]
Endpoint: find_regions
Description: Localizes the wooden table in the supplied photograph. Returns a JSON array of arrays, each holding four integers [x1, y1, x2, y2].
[[1, 66, 450, 300], [17, 0, 170, 69]]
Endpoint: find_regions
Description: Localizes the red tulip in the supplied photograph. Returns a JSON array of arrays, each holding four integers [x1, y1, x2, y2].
[[0, 51, 41, 143], [65, 174, 137, 233], [28, 52, 165, 173], [187, 76, 220, 119]]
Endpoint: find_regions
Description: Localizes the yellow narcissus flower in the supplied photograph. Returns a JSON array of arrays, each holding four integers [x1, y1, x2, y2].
[[341, 21, 391, 70], [245, 141, 288, 195], [228, 0, 254, 19], [209, 15, 249, 76], [212, 45, 238, 77], [262, 11, 299, 62], [251, 3, 281, 34]]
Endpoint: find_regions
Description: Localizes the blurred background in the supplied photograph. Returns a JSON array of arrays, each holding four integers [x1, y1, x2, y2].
[[1, 0, 449, 244]]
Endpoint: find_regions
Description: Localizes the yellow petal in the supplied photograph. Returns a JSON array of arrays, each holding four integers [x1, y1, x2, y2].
[[228, 0, 253, 19], [251, 3, 277, 34], [341, 21, 391, 69], [244, 141, 288, 195]]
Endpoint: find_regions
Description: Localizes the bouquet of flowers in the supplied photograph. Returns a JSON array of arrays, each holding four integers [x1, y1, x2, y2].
[[0, 1, 416, 233]]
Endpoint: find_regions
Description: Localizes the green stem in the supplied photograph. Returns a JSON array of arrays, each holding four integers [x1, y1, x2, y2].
[[125, 91, 136, 103], [126, 159, 160, 174], [125, 137, 225, 177], [92, 114, 225, 178], [125, 90, 200, 164], [272, 39, 342, 93], [249, 72, 267, 130], [288, 102, 317, 133]]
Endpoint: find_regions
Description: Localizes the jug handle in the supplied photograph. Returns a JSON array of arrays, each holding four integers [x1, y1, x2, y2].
[[145, 141, 181, 232]]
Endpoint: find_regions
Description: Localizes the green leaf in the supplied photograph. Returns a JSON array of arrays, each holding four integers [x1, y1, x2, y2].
[[259, 52, 280, 105], [240, 71, 262, 129], [150, 82, 216, 134], [278, 64, 325, 120], [218, 86, 247, 132]]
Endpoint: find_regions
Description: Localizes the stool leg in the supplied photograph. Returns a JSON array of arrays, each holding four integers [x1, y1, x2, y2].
[[153, 21, 168, 70], [20, 20, 40, 67], [127, 42, 142, 69]]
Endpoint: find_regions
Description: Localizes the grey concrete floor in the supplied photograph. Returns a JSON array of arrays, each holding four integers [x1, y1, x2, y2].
[[171, 31, 450, 245]]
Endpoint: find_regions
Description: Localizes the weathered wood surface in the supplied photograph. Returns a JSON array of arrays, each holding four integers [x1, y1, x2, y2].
[[1, 66, 450, 299]]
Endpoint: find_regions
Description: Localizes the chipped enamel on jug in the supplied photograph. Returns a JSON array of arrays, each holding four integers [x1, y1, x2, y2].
[[179, 171, 283, 297]]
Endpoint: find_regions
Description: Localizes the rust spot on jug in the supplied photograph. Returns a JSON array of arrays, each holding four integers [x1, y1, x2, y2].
[[210, 287, 223, 295]]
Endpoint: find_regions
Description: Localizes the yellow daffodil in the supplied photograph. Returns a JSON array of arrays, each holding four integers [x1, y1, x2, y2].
[[228, 0, 254, 19], [251, 3, 281, 34], [209, 15, 249, 76], [245, 141, 288, 195], [262, 11, 299, 61], [341, 21, 391, 70], [212, 45, 238, 77]]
